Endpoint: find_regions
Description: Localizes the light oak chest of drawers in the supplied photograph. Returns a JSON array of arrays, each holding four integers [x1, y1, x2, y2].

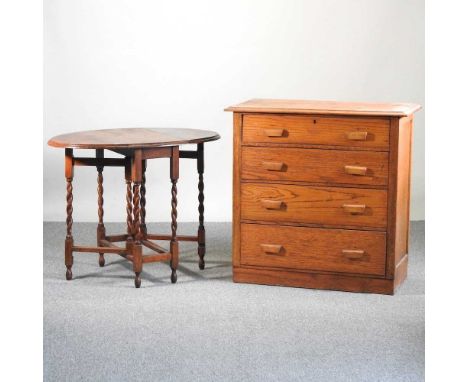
[[225, 99, 421, 294]]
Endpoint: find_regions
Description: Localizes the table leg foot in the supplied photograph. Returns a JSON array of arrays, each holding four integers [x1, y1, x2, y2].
[[171, 269, 177, 284], [198, 228, 206, 270], [134, 272, 141, 288], [65, 237, 74, 281], [98, 253, 105, 267], [170, 241, 179, 284]]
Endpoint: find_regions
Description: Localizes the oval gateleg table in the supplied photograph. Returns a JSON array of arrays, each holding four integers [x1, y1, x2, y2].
[[48, 128, 220, 288]]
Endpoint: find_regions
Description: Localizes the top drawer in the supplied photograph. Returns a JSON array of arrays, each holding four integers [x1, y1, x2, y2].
[[242, 114, 389, 150]]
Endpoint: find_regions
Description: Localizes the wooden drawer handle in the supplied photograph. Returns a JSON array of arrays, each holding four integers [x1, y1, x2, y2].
[[262, 161, 285, 171], [342, 204, 366, 214], [264, 128, 285, 137], [342, 249, 365, 260], [344, 165, 368, 176], [260, 244, 284, 255], [347, 131, 368, 141], [261, 200, 284, 210]]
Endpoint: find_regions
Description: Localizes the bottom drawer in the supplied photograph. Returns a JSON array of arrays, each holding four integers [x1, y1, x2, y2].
[[240, 223, 386, 276]]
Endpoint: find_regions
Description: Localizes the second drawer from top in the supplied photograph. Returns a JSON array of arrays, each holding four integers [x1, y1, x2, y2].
[[242, 146, 389, 187]]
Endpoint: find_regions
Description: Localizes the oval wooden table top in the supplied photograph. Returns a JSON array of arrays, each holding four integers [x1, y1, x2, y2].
[[48, 128, 220, 149]]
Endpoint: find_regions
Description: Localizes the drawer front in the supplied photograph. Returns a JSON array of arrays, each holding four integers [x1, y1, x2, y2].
[[241, 183, 388, 228], [241, 223, 387, 276], [242, 114, 389, 150], [242, 147, 388, 186]]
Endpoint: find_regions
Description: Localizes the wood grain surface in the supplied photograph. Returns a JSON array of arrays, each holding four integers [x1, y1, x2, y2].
[[241, 182, 388, 228], [226, 98, 421, 116], [241, 146, 389, 186], [241, 223, 386, 276], [242, 114, 390, 149], [48, 128, 220, 149], [232, 113, 243, 267], [233, 266, 395, 294], [386, 116, 413, 278]]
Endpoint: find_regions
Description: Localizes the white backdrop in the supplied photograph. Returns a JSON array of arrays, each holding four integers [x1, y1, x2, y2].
[[44, 0, 424, 222]]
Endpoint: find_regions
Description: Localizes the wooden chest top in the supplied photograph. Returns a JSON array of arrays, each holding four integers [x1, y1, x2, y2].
[[225, 98, 421, 116]]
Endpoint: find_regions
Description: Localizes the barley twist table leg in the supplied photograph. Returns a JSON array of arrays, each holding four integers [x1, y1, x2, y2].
[[133, 182, 142, 288], [132, 150, 143, 288], [140, 160, 147, 238], [65, 148, 74, 280], [170, 147, 179, 283], [197, 143, 206, 270], [133, 184, 141, 242], [125, 157, 133, 256], [96, 149, 106, 267], [126, 181, 133, 234]]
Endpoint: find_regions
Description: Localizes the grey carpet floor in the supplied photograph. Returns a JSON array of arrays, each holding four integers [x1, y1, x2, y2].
[[44, 221, 424, 382]]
